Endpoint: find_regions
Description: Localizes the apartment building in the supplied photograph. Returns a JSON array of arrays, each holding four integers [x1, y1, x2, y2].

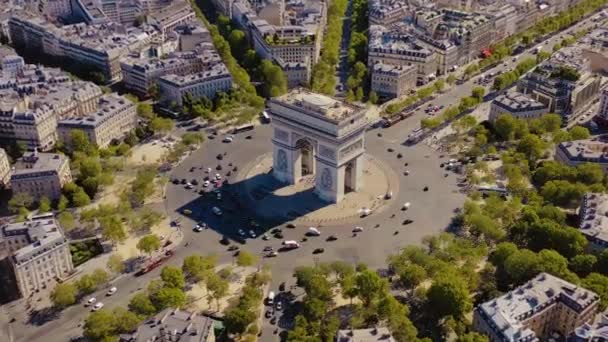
[[369, 0, 410, 26], [579, 193, 608, 250], [120, 308, 215, 342], [146, 0, 196, 38], [595, 88, 608, 128], [8, 13, 155, 82], [473, 273, 600, 341], [518, 47, 601, 117], [555, 136, 608, 172], [370, 62, 417, 99], [0, 147, 10, 187], [489, 92, 548, 122], [481, 3, 518, 42], [0, 214, 73, 298], [280, 60, 311, 88], [368, 25, 437, 84], [572, 310, 608, 341], [10, 151, 72, 200], [158, 63, 233, 106], [234, 0, 326, 88], [58, 94, 136, 148], [121, 50, 207, 96], [39, 0, 73, 19]]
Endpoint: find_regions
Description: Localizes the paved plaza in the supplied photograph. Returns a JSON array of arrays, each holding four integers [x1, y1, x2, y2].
[[236, 153, 396, 225]]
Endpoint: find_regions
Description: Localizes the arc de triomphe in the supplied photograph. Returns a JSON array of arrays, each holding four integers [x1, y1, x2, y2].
[[267, 89, 368, 203]]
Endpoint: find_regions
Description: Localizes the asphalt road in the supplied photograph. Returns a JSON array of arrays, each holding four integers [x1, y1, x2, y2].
[[3, 13, 603, 342]]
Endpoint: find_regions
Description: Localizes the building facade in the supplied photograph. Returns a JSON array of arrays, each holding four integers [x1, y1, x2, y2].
[[58, 94, 137, 148], [0, 215, 74, 298], [119, 308, 215, 342], [579, 193, 608, 250], [489, 92, 549, 122], [158, 64, 232, 106], [10, 152, 72, 200], [555, 137, 608, 172], [370, 63, 417, 100], [473, 273, 599, 341]]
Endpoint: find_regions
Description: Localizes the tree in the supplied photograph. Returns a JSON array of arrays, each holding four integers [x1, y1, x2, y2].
[[57, 211, 76, 231], [92, 268, 109, 285], [76, 274, 98, 294], [457, 332, 489, 342], [148, 83, 160, 101], [569, 125, 591, 140], [225, 306, 257, 335], [517, 134, 546, 162], [355, 269, 388, 306], [71, 130, 91, 153], [426, 275, 472, 319], [137, 103, 155, 120], [447, 74, 457, 84], [51, 283, 77, 308], [494, 114, 517, 141], [160, 266, 186, 289], [182, 254, 216, 282], [100, 215, 127, 247], [471, 87, 485, 101], [136, 234, 161, 256], [540, 114, 562, 133], [236, 251, 258, 267], [206, 272, 230, 310], [369, 91, 378, 104], [83, 309, 117, 341], [397, 264, 427, 291], [128, 292, 157, 316], [72, 188, 91, 207], [112, 307, 141, 334], [57, 195, 69, 211], [149, 117, 174, 135], [571, 254, 597, 277], [8, 192, 33, 213], [151, 286, 186, 310], [38, 197, 51, 213], [107, 254, 125, 275], [583, 273, 608, 310]]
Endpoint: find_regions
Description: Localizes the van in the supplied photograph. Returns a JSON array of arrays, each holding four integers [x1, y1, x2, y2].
[[267, 291, 275, 305], [307, 227, 321, 236]]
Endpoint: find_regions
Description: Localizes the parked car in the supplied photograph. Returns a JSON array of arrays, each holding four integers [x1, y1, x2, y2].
[[212, 207, 223, 216]]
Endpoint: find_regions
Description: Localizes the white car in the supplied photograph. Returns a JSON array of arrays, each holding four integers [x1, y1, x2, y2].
[[353, 226, 363, 233], [86, 297, 97, 306], [238, 229, 246, 236], [249, 230, 256, 238], [360, 207, 372, 217], [203, 180, 210, 187], [194, 225, 203, 232], [107, 287, 117, 296], [205, 168, 212, 173], [403, 202, 411, 210], [212, 206, 223, 216], [92, 302, 104, 311], [216, 192, 222, 200], [215, 174, 222, 180], [223, 136, 234, 143], [276, 301, 283, 310]]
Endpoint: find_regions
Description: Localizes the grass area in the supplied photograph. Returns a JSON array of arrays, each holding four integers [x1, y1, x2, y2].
[[70, 239, 104, 267]]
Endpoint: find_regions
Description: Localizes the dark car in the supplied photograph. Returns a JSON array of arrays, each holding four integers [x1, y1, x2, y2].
[[198, 189, 205, 195], [189, 167, 196, 172], [271, 228, 282, 234], [387, 148, 394, 153], [216, 165, 222, 171], [274, 232, 284, 239], [403, 219, 413, 225], [228, 245, 239, 251], [180, 178, 187, 184], [226, 171, 232, 177], [286, 223, 296, 228], [313, 248, 325, 254], [265, 310, 273, 319], [326, 235, 338, 241], [191, 179, 199, 185], [216, 154, 223, 160], [232, 166, 238, 172], [245, 135, 253, 139], [172, 178, 180, 184], [208, 135, 215, 140], [263, 246, 273, 252], [220, 236, 230, 245]]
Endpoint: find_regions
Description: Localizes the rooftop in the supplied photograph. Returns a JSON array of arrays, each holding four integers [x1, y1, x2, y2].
[[272, 88, 362, 122], [58, 94, 133, 128], [11, 152, 68, 178], [477, 273, 599, 342], [492, 92, 547, 112], [579, 193, 608, 244], [119, 308, 214, 342], [337, 328, 395, 342], [1, 215, 67, 264], [558, 136, 608, 163]]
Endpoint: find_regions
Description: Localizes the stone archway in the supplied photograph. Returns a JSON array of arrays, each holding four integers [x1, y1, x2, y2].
[[295, 138, 315, 176]]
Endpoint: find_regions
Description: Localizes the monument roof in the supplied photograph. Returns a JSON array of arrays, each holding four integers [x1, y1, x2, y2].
[[273, 89, 362, 122]]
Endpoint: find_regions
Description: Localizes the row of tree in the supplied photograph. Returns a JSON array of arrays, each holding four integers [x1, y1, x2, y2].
[[345, 0, 370, 102], [385, 79, 446, 115], [311, 0, 348, 95], [420, 86, 485, 129]]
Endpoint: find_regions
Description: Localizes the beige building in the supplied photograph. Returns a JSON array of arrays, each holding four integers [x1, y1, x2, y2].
[[0, 147, 10, 187], [58, 94, 137, 148], [10, 151, 72, 200], [489, 92, 548, 122], [0, 214, 74, 298], [158, 64, 232, 106], [555, 137, 608, 172], [473, 273, 600, 341], [371, 62, 417, 100], [579, 193, 608, 250], [337, 328, 395, 342], [146, 0, 196, 38], [119, 308, 215, 342]]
